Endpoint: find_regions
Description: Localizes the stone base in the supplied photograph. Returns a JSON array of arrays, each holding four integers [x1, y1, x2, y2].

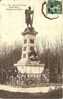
[[14, 63, 45, 74]]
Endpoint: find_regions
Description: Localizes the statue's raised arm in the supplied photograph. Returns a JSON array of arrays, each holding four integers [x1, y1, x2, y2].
[[25, 6, 34, 28]]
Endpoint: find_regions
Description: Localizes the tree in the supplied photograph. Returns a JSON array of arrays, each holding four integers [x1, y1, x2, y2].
[[0, 45, 22, 84]]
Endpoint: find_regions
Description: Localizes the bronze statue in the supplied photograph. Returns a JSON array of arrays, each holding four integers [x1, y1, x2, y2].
[[25, 6, 34, 28]]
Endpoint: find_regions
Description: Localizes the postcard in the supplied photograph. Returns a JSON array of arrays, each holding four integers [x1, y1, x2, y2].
[[0, 0, 63, 98]]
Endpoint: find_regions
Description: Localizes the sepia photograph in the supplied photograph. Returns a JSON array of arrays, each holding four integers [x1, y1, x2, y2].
[[0, 0, 63, 98]]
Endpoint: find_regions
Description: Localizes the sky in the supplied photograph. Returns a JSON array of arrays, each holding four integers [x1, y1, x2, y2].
[[0, 0, 63, 47]]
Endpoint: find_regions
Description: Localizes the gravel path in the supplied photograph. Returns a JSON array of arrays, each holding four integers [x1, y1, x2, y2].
[[0, 84, 62, 93]]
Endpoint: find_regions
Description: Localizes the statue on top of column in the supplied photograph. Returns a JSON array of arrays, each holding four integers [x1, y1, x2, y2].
[[25, 6, 34, 28]]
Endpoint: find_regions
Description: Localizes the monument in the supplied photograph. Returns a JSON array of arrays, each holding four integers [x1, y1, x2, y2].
[[14, 7, 45, 79]]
